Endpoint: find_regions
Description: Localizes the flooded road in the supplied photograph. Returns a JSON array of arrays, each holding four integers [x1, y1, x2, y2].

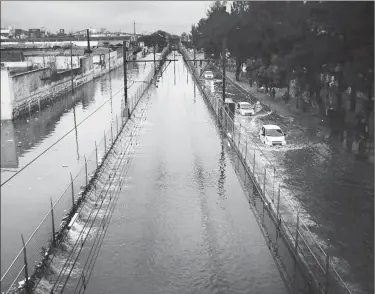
[[57, 54, 288, 294], [1, 54, 158, 275], [203, 65, 373, 294]]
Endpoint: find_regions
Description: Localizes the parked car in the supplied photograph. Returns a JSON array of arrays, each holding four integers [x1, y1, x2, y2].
[[203, 71, 214, 79], [259, 125, 287, 146], [236, 102, 255, 116]]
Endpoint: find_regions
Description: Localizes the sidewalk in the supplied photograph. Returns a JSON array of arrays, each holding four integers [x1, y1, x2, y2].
[[226, 71, 374, 162]]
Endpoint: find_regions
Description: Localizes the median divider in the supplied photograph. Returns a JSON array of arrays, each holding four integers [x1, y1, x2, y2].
[[180, 44, 352, 294], [0, 46, 170, 294]]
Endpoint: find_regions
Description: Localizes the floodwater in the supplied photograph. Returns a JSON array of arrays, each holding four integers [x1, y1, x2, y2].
[[0, 54, 158, 277], [203, 65, 374, 294], [42, 53, 288, 294]]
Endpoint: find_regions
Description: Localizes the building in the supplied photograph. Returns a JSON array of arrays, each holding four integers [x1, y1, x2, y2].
[[14, 29, 28, 39], [29, 29, 42, 38], [1, 28, 11, 38], [23, 48, 85, 70]]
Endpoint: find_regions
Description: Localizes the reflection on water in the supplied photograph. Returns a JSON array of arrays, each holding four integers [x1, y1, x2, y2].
[[218, 143, 226, 200], [1, 58, 156, 284], [72, 103, 80, 160], [1, 122, 18, 169], [0, 85, 96, 171]]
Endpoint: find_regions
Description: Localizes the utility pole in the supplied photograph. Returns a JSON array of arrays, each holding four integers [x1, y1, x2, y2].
[[123, 41, 129, 118], [193, 35, 196, 67], [222, 37, 227, 103], [86, 29, 91, 53], [70, 42, 74, 96], [108, 47, 111, 71], [133, 21, 136, 45], [153, 41, 156, 76]]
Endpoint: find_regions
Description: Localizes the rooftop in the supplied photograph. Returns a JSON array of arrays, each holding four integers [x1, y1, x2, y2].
[[23, 48, 85, 56], [263, 124, 281, 130]]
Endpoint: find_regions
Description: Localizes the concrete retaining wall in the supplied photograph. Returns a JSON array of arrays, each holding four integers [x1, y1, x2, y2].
[[1, 68, 14, 120], [11, 67, 52, 102], [1, 50, 141, 120], [12, 70, 95, 119]]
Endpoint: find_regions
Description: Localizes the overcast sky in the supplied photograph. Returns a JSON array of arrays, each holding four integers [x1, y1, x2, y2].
[[1, 1, 214, 35]]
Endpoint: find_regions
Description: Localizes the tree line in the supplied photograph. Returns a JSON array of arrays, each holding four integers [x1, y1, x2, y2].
[[184, 1, 374, 117], [138, 30, 179, 52]]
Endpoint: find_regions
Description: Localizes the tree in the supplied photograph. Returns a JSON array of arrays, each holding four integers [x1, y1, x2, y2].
[[138, 30, 171, 49], [192, 0, 374, 117]]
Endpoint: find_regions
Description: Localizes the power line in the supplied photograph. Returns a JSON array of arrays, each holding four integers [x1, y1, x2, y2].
[[0, 86, 124, 187], [1, 56, 154, 186]]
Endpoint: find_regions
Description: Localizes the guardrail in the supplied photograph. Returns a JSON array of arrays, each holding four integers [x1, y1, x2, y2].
[[0, 46, 170, 294], [180, 45, 353, 294]]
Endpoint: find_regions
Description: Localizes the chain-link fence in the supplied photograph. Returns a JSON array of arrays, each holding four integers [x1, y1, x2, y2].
[[180, 45, 353, 294], [0, 46, 170, 294]]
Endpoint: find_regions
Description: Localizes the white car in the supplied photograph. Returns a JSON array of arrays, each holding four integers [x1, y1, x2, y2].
[[259, 125, 287, 146], [236, 102, 255, 116], [203, 71, 214, 79]]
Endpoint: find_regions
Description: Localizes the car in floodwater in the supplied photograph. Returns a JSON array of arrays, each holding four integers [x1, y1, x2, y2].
[[203, 71, 214, 79], [259, 124, 287, 146], [236, 102, 255, 116]]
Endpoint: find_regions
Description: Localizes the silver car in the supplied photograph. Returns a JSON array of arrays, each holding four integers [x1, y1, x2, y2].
[[236, 102, 255, 116]]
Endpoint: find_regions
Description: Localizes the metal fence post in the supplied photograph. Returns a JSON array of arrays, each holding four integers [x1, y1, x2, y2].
[[104, 132, 107, 154], [232, 115, 235, 136], [262, 200, 265, 222], [253, 152, 256, 174], [95, 141, 98, 167], [272, 167, 275, 203], [238, 123, 241, 147], [116, 115, 119, 137], [50, 198, 56, 246], [70, 172, 74, 208], [84, 155, 88, 186], [21, 234, 29, 291], [263, 167, 266, 197], [245, 140, 247, 162], [325, 254, 330, 294], [111, 123, 113, 143], [277, 185, 280, 219], [295, 213, 300, 254]]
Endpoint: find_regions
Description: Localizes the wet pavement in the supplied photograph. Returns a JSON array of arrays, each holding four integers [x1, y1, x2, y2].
[[200, 60, 373, 294], [0, 54, 158, 276], [60, 54, 289, 294]]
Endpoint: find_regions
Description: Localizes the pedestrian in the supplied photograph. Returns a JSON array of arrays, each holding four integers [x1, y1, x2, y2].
[[272, 87, 276, 99]]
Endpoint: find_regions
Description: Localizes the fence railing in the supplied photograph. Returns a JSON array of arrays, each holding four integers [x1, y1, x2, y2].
[[180, 45, 353, 294], [0, 46, 170, 294]]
